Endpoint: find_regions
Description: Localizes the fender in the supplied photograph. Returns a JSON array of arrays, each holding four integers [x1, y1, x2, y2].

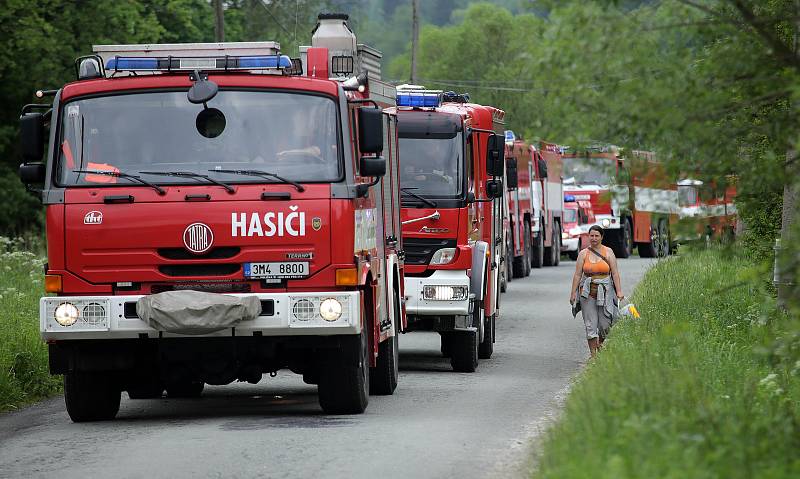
[[470, 241, 489, 301]]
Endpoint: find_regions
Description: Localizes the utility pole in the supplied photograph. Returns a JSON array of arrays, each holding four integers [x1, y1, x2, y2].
[[410, 0, 419, 84], [214, 0, 225, 42]]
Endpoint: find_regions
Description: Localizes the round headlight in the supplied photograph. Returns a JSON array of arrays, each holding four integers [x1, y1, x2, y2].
[[54, 302, 79, 326], [319, 298, 343, 322], [601, 218, 611, 228]]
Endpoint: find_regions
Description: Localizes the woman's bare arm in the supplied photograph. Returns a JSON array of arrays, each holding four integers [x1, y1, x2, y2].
[[608, 250, 623, 298], [570, 250, 585, 303]]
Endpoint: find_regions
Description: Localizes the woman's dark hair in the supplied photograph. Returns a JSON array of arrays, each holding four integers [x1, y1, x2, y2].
[[588, 225, 605, 236]]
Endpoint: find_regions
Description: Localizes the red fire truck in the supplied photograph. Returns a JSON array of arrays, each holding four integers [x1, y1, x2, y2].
[[390, 87, 506, 372], [503, 132, 564, 271], [561, 195, 595, 260], [563, 147, 737, 257], [17, 14, 405, 420]]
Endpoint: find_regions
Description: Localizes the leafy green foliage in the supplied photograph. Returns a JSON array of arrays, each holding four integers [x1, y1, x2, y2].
[[536, 250, 800, 478]]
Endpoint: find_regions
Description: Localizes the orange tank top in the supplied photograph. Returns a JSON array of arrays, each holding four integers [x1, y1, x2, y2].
[[583, 246, 611, 275]]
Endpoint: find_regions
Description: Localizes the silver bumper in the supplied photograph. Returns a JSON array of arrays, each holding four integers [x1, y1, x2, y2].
[[40, 291, 362, 340], [561, 237, 580, 252], [404, 269, 470, 316]]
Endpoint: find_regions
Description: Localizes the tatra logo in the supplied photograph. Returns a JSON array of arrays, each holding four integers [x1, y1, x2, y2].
[[183, 223, 214, 254], [312, 217, 322, 231], [84, 211, 103, 225], [231, 206, 307, 237], [420, 226, 449, 233]]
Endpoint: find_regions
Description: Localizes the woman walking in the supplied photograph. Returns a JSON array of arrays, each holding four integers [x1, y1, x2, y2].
[[569, 226, 624, 358]]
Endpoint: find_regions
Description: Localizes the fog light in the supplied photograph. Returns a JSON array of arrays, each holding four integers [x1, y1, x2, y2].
[[54, 302, 79, 327], [423, 285, 468, 301], [319, 298, 343, 321], [430, 248, 457, 265], [601, 219, 611, 228]]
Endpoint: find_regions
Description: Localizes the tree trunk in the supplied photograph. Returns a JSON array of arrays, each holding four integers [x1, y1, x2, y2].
[[777, 149, 798, 309], [214, 0, 225, 43]]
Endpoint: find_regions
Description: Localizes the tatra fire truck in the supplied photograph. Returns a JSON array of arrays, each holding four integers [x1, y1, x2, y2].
[[562, 147, 737, 257], [17, 14, 405, 420], [504, 131, 564, 271], [390, 87, 506, 372]]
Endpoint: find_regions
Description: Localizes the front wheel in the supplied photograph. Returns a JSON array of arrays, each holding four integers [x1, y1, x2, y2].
[[478, 313, 495, 359], [568, 250, 579, 261], [532, 226, 544, 269], [64, 372, 121, 422], [450, 330, 479, 372], [318, 328, 369, 414], [370, 290, 401, 395]]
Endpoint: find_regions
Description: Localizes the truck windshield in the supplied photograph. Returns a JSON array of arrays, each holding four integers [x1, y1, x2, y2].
[[56, 90, 341, 186], [398, 134, 463, 198], [562, 156, 613, 186]]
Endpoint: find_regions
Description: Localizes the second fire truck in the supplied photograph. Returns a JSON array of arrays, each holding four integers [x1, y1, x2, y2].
[[392, 87, 506, 372]]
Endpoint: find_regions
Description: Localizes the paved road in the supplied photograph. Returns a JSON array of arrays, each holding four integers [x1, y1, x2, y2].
[[0, 258, 652, 479]]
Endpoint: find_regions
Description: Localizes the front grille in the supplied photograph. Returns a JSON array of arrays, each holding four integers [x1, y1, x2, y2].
[[151, 281, 252, 294], [403, 238, 457, 265], [158, 264, 240, 277], [157, 247, 240, 260]]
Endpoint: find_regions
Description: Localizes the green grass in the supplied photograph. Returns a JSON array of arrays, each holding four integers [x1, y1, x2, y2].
[[535, 249, 800, 479], [0, 237, 61, 411]]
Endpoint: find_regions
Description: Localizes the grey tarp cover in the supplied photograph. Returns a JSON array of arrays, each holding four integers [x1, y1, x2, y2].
[[136, 290, 261, 335]]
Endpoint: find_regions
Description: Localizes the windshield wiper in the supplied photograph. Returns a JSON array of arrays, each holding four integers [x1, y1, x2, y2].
[[73, 169, 166, 195], [209, 169, 305, 192], [139, 171, 235, 193], [401, 187, 437, 208]]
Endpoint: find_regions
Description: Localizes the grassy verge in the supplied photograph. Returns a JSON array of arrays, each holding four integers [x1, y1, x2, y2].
[[535, 249, 800, 478], [0, 237, 61, 412]]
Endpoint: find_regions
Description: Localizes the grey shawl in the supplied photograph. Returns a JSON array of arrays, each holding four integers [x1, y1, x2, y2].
[[579, 275, 619, 320]]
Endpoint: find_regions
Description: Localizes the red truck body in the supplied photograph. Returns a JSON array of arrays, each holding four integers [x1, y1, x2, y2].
[[563, 148, 737, 257], [390, 88, 506, 372], [19, 15, 406, 420]]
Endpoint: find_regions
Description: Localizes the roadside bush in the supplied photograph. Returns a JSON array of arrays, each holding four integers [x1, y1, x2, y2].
[[0, 237, 60, 411], [535, 249, 800, 479]]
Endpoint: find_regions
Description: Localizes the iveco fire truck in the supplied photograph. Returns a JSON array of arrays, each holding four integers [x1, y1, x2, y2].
[[563, 147, 737, 257], [390, 87, 506, 372], [17, 14, 404, 420]]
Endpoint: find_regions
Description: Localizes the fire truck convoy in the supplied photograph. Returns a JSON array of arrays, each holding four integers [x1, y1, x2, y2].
[[503, 131, 564, 274], [17, 14, 406, 420], [392, 87, 506, 372], [562, 148, 737, 257]]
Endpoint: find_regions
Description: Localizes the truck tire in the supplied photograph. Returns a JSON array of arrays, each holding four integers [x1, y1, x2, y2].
[[637, 222, 659, 258], [512, 228, 526, 278], [450, 329, 479, 372], [318, 328, 369, 414], [478, 313, 494, 359], [657, 220, 670, 258], [532, 224, 544, 269], [64, 372, 121, 422], [166, 381, 204, 398], [568, 250, 579, 261], [505, 239, 513, 284], [552, 224, 561, 266], [440, 333, 452, 357], [543, 227, 554, 267], [370, 290, 400, 395], [620, 218, 633, 258], [523, 220, 532, 277]]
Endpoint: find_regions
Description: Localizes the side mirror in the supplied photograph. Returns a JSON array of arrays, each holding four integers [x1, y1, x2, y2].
[[19, 162, 46, 184], [358, 107, 384, 154], [506, 158, 518, 190], [486, 179, 503, 199], [20, 112, 45, 162], [485, 134, 505, 177], [359, 156, 386, 177], [537, 158, 548, 179]]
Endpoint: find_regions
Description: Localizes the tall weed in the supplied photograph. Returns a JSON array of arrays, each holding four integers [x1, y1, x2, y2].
[[0, 237, 60, 411], [536, 250, 800, 479]]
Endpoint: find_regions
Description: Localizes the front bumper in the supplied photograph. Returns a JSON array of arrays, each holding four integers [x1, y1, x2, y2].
[[404, 269, 470, 317], [594, 214, 621, 230], [40, 291, 361, 340], [561, 237, 580, 252]]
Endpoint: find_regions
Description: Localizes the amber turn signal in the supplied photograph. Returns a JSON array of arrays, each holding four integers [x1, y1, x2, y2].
[[335, 268, 359, 286], [44, 274, 62, 293]]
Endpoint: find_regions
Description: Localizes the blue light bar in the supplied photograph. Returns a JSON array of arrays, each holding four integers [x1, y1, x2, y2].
[[564, 194, 576, 202], [105, 54, 292, 71], [397, 92, 441, 108]]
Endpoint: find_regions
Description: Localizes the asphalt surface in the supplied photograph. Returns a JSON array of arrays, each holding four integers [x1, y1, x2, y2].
[[0, 257, 652, 479]]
